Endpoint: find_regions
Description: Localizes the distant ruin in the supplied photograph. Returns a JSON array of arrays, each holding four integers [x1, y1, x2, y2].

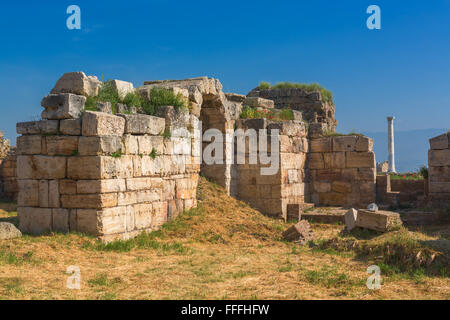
[[4, 71, 448, 240]]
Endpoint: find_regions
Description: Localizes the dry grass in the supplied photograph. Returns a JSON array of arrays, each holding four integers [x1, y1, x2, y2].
[[0, 179, 448, 300]]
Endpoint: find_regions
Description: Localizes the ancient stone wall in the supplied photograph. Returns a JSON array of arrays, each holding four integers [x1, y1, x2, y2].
[[247, 88, 337, 133], [307, 135, 376, 208], [233, 119, 308, 219], [16, 78, 200, 241], [428, 132, 450, 208], [0, 133, 18, 201]]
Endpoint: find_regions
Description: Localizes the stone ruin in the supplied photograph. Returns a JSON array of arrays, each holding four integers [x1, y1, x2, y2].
[[8, 71, 449, 241], [0, 132, 18, 201]]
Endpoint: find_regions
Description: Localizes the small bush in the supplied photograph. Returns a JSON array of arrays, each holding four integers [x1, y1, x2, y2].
[[257, 81, 333, 104], [123, 92, 144, 109], [258, 81, 270, 90], [418, 165, 428, 179], [278, 108, 294, 121]]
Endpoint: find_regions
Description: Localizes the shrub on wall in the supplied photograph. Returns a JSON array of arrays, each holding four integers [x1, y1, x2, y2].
[[258, 81, 333, 104]]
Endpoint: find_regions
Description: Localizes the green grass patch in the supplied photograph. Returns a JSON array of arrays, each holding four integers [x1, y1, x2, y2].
[[239, 106, 294, 121]]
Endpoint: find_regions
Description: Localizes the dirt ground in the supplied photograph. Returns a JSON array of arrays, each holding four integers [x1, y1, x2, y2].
[[0, 178, 448, 300]]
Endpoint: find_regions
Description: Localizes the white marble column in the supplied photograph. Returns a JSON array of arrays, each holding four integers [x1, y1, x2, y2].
[[387, 116, 396, 173]]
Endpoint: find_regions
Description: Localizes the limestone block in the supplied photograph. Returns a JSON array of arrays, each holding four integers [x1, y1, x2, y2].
[[82, 111, 125, 136], [429, 182, 450, 193], [267, 121, 306, 137], [69, 209, 77, 232], [41, 93, 86, 120], [46, 136, 79, 156], [307, 153, 324, 170], [18, 180, 39, 207], [51, 72, 102, 96], [16, 156, 34, 179], [162, 179, 176, 200], [319, 192, 350, 206], [16, 120, 59, 135], [60, 119, 82, 135], [357, 168, 376, 181], [60, 180, 77, 194], [332, 136, 358, 152], [151, 201, 168, 228], [68, 156, 131, 180], [168, 199, 184, 219], [61, 193, 118, 209], [310, 138, 331, 153], [77, 179, 126, 194], [344, 208, 358, 231], [429, 133, 449, 150], [107, 80, 135, 99], [314, 181, 331, 193], [16, 135, 42, 155], [356, 209, 402, 232], [164, 138, 174, 155], [122, 135, 138, 155], [118, 114, 165, 135], [332, 181, 352, 193], [18, 156, 66, 179], [429, 166, 450, 182], [38, 180, 49, 207], [100, 207, 128, 235], [355, 136, 373, 152], [244, 97, 274, 109], [18, 207, 52, 235], [78, 136, 122, 156], [49, 180, 60, 208], [138, 135, 164, 155], [52, 209, 69, 233], [428, 149, 450, 167], [173, 137, 191, 155], [137, 190, 161, 203], [76, 209, 100, 235], [126, 177, 158, 191], [323, 152, 346, 169], [346, 152, 376, 168], [117, 192, 137, 206]]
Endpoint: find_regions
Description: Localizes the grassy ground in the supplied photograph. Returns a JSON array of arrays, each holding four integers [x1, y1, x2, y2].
[[0, 179, 448, 300]]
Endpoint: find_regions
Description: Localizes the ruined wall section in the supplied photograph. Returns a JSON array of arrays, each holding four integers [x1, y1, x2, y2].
[[428, 132, 450, 208], [234, 119, 308, 219], [247, 87, 337, 133], [16, 92, 200, 240], [307, 135, 376, 208], [0, 133, 18, 200]]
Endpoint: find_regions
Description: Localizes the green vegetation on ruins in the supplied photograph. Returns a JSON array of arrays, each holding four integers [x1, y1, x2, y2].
[[84, 82, 188, 116], [239, 105, 294, 121], [258, 81, 333, 104]]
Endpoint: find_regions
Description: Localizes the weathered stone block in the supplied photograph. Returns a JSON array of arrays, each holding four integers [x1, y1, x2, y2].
[[82, 111, 125, 136], [60, 180, 77, 194], [61, 193, 118, 209], [52, 209, 69, 233], [429, 133, 449, 150], [332, 181, 352, 193], [355, 136, 373, 152], [77, 179, 126, 194], [429, 166, 450, 182], [41, 93, 86, 120], [307, 153, 324, 169], [122, 135, 138, 155], [33, 156, 67, 179], [68, 156, 133, 180], [134, 203, 153, 230], [18, 207, 52, 235], [78, 136, 122, 156], [356, 209, 402, 232], [49, 180, 60, 208], [267, 120, 305, 136], [60, 119, 81, 135], [46, 136, 79, 156], [18, 180, 39, 207], [244, 97, 274, 109], [323, 152, 346, 169], [344, 208, 358, 231], [137, 135, 163, 155], [346, 152, 376, 168], [16, 120, 59, 135], [16, 135, 42, 155], [51, 72, 102, 96], [38, 180, 49, 207], [76, 209, 100, 235], [428, 149, 450, 167], [332, 136, 358, 152], [429, 182, 450, 193], [314, 181, 331, 193], [310, 138, 331, 152], [118, 114, 165, 135]]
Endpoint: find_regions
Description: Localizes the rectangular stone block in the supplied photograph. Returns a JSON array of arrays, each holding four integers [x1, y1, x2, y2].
[[18, 207, 52, 235], [356, 209, 402, 232], [355, 136, 373, 152], [137, 190, 161, 203], [244, 97, 274, 109], [17, 120, 59, 135], [68, 156, 132, 180], [123, 135, 138, 155], [82, 111, 125, 136], [17, 156, 66, 179], [99, 207, 128, 235], [323, 152, 346, 169], [41, 93, 86, 120], [76, 209, 100, 235], [39, 180, 49, 207], [46, 136, 79, 156], [314, 181, 331, 193], [49, 180, 60, 208], [60, 119, 82, 135], [118, 114, 165, 135], [310, 138, 331, 153], [18, 180, 39, 207], [117, 192, 137, 206], [126, 177, 154, 191], [332, 181, 352, 193], [429, 133, 449, 150], [332, 136, 358, 152], [307, 153, 324, 169], [172, 137, 191, 155], [16, 135, 42, 155], [429, 166, 450, 182], [429, 182, 450, 193], [78, 136, 122, 156], [77, 179, 126, 194], [52, 208, 69, 233], [267, 120, 306, 136], [346, 152, 376, 168], [137, 135, 164, 155], [60, 179, 77, 194], [428, 149, 450, 167], [61, 193, 118, 209]]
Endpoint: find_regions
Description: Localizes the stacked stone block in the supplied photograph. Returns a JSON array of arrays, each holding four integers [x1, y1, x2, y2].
[[0, 150, 18, 201], [307, 135, 376, 208], [234, 119, 308, 219], [16, 89, 200, 240], [428, 132, 450, 207]]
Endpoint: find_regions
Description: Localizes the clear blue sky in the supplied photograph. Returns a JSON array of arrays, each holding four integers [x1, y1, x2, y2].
[[1, 0, 449, 143]]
